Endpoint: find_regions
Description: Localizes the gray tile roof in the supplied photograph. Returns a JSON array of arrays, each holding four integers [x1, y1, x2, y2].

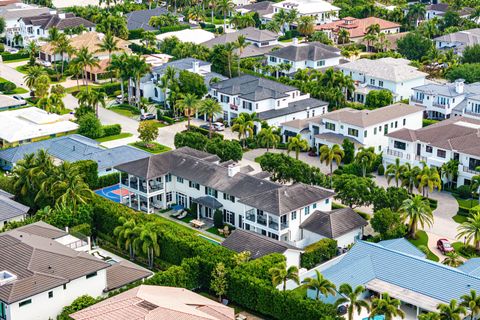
[[21, 13, 95, 30], [192, 195, 223, 209], [202, 27, 278, 48], [434, 28, 480, 53], [299, 207, 367, 238], [0, 5, 50, 22], [0, 193, 29, 223], [257, 97, 327, 120], [236, 1, 274, 17], [0, 225, 109, 304], [413, 82, 480, 97], [222, 229, 301, 259], [268, 42, 341, 62], [151, 58, 211, 75], [105, 260, 152, 291], [15, 221, 67, 239], [211, 75, 297, 102], [125, 7, 168, 31]]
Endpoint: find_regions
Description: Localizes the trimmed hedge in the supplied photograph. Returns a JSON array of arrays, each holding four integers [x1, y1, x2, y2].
[[98, 82, 123, 96], [95, 172, 121, 189], [301, 238, 337, 269], [0, 52, 29, 61], [189, 125, 224, 139], [128, 28, 145, 40], [102, 124, 121, 137], [158, 113, 174, 124], [74, 160, 99, 189], [159, 24, 190, 34]]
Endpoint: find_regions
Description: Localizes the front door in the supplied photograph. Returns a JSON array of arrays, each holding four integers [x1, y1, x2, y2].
[[176, 193, 187, 207], [205, 207, 213, 219]]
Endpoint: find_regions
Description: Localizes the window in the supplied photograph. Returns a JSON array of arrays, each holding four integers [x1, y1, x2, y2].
[[166, 192, 173, 202], [395, 121, 398, 128], [269, 56, 277, 62], [384, 124, 388, 134], [223, 210, 235, 225], [220, 95, 230, 103], [437, 149, 446, 158], [379, 80, 384, 87], [313, 203, 317, 209], [364, 130, 367, 138], [394, 140, 406, 150], [305, 206, 310, 215], [426, 145, 433, 153], [223, 193, 235, 202], [348, 128, 359, 137], [205, 187, 218, 198], [189, 181, 200, 190], [403, 118, 406, 126], [48, 291, 53, 299], [277, 100, 280, 107], [63, 284, 67, 290], [325, 122, 336, 131], [86, 272, 97, 279], [291, 211, 297, 220], [370, 79, 375, 85], [177, 177, 184, 183], [242, 101, 252, 110], [325, 198, 330, 204], [19, 299, 32, 307], [165, 174, 171, 183], [316, 60, 325, 67], [0, 301, 5, 319], [374, 127, 377, 135]]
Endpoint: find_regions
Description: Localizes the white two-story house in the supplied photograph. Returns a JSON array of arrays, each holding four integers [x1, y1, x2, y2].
[[265, 0, 340, 26], [115, 147, 367, 248], [384, 116, 480, 187], [339, 57, 428, 103], [210, 74, 329, 128], [265, 40, 342, 75], [281, 103, 424, 153]]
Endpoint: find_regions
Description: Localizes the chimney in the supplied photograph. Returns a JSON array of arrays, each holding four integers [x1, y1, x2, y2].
[[455, 78, 465, 94], [65, 226, 69, 233], [292, 37, 299, 46], [58, 13, 66, 19], [192, 60, 200, 73], [227, 164, 240, 177]]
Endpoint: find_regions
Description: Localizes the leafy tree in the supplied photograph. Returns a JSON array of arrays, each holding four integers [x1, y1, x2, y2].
[[460, 290, 480, 320], [269, 262, 300, 291], [235, 35, 249, 74], [372, 187, 409, 212], [71, 46, 99, 89], [210, 43, 239, 78], [457, 212, 480, 252], [399, 195, 434, 239], [397, 32, 433, 61], [371, 208, 407, 240], [342, 138, 355, 164], [333, 174, 375, 208], [310, 31, 333, 45], [77, 113, 104, 139], [419, 312, 441, 320], [198, 98, 223, 138], [205, 139, 243, 162], [210, 262, 228, 301], [446, 63, 480, 83], [24, 66, 47, 92], [417, 164, 442, 198], [33, 74, 51, 99], [174, 131, 208, 150], [365, 89, 393, 109], [287, 134, 309, 160], [462, 44, 480, 64], [96, 14, 129, 39], [257, 126, 280, 151], [437, 299, 466, 320], [335, 284, 370, 320], [178, 70, 208, 98], [113, 217, 138, 260], [138, 121, 159, 147], [58, 295, 98, 320], [303, 270, 336, 300], [297, 15, 315, 38], [370, 293, 405, 320], [176, 93, 200, 130]]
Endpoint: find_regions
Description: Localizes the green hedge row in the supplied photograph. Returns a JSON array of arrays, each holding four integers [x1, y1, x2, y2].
[[159, 24, 190, 34], [1, 52, 29, 61], [95, 172, 121, 189], [189, 125, 224, 139], [128, 28, 145, 40], [301, 238, 338, 269], [102, 124, 121, 137]]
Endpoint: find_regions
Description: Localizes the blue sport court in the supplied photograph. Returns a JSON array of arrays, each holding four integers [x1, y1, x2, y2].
[[95, 184, 129, 203]]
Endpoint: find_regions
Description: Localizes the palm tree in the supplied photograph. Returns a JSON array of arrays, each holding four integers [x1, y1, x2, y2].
[[335, 284, 370, 320], [443, 252, 462, 267], [231, 113, 254, 147], [269, 262, 300, 291], [199, 98, 223, 138], [176, 93, 200, 130], [217, 0, 234, 30], [419, 312, 441, 320], [90, 90, 107, 117], [355, 147, 376, 177], [13, 153, 38, 205], [50, 162, 93, 211], [24, 66, 47, 93], [265, 20, 281, 33], [235, 35, 249, 75], [370, 293, 405, 320], [458, 212, 480, 252], [113, 217, 138, 260], [71, 46, 99, 89], [302, 270, 336, 300], [366, 23, 380, 36], [461, 290, 480, 320], [108, 53, 129, 101], [441, 159, 459, 189], [257, 126, 280, 151], [25, 40, 39, 66], [133, 222, 160, 269], [399, 195, 433, 239], [437, 299, 466, 320], [297, 16, 315, 39], [337, 28, 350, 44], [401, 163, 421, 193], [53, 34, 73, 76], [386, 158, 404, 187], [129, 55, 150, 107], [47, 26, 61, 43], [209, 0, 217, 23], [363, 33, 377, 52], [417, 164, 442, 199], [223, 42, 237, 78], [319, 144, 344, 186], [407, 3, 426, 27], [287, 134, 308, 160]]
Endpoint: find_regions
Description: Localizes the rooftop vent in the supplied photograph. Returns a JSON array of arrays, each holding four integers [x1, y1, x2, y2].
[[0, 271, 17, 286]]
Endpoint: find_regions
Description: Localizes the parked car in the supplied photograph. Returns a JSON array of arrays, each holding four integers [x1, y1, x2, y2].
[[437, 239, 454, 254], [140, 113, 156, 121], [213, 122, 225, 131], [199, 124, 210, 130], [12, 95, 26, 105], [115, 95, 124, 104]]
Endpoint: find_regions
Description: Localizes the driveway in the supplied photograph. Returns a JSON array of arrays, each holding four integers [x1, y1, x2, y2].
[[0, 61, 28, 89]]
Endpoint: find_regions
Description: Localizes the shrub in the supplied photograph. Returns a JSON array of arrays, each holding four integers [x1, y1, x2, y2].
[[2, 81, 16, 93], [70, 223, 92, 237], [96, 172, 121, 189], [102, 124, 122, 137], [457, 185, 472, 199], [300, 238, 337, 269], [77, 113, 104, 139], [470, 205, 480, 216], [214, 209, 223, 228], [189, 125, 224, 139], [0, 52, 29, 61], [57, 295, 98, 320], [128, 28, 145, 40], [74, 160, 98, 189], [377, 163, 385, 176], [112, 103, 141, 115], [159, 24, 190, 34], [100, 82, 123, 96], [159, 114, 174, 124]]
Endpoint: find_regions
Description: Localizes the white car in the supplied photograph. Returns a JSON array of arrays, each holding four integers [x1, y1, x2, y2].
[[6, 48, 18, 53], [115, 95, 124, 104], [213, 122, 225, 131]]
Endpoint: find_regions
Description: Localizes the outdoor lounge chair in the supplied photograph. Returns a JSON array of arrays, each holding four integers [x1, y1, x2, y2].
[[171, 210, 181, 218], [177, 210, 188, 219]]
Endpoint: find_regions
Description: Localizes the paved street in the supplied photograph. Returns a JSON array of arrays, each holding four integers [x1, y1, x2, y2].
[[0, 62, 28, 89]]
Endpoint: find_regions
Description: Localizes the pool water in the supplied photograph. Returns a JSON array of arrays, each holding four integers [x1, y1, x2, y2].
[[197, 234, 221, 245], [363, 315, 385, 320]]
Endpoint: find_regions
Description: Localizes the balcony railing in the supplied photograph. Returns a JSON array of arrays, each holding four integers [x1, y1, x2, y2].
[[415, 155, 427, 162], [433, 102, 449, 108], [246, 210, 255, 222], [387, 148, 403, 158], [463, 166, 480, 175], [230, 104, 238, 111], [281, 223, 289, 230], [410, 96, 423, 103], [257, 216, 267, 226], [269, 221, 279, 230]]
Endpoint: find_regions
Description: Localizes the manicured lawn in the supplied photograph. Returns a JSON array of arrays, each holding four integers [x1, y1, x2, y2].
[[209, 17, 229, 25], [109, 105, 141, 118], [0, 77, 29, 95], [453, 214, 468, 224], [58, 108, 72, 115], [206, 226, 226, 238], [4, 57, 29, 63], [129, 141, 171, 154], [144, 120, 167, 128], [452, 242, 480, 259], [15, 65, 29, 74], [95, 132, 133, 143], [456, 197, 479, 209], [408, 231, 440, 262]]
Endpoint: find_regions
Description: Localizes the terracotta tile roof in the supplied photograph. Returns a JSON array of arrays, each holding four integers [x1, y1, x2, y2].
[[70, 285, 235, 320], [316, 17, 400, 39]]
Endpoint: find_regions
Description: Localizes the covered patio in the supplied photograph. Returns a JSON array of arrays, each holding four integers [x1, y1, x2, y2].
[[192, 195, 223, 221]]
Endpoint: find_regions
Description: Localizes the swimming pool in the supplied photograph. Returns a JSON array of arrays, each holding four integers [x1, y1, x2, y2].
[[197, 234, 221, 245], [94, 184, 127, 203], [362, 315, 385, 320]]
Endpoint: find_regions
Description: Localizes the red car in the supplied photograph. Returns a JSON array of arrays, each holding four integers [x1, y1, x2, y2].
[[437, 239, 454, 254]]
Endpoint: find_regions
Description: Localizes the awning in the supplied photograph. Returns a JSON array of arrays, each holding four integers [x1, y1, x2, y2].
[[192, 196, 223, 209], [314, 132, 364, 148], [365, 279, 443, 312]]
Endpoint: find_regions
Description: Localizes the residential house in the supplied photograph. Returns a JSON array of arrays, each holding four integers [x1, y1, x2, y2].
[[70, 285, 235, 320], [235, 1, 274, 24], [281, 103, 424, 153], [384, 116, 480, 186], [410, 78, 480, 120], [113, 147, 363, 248], [202, 27, 279, 58], [0, 189, 29, 227], [125, 7, 168, 31], [264, 0, 340, 26], [434, 28, 480, 56], [0, 94, 26, 111], [265, 40, 342, 75], [0, 134, 150, 174], [156, 28, 215, 45], [425, 3, 475, 22], [316, 16, 400, 44], [294, 239, 480, 318], [39, 31, 131, 82], [16, 12, 95, 46], [140, 58, 227, 103], [0, 107, 78, 148], [210, 74, 328, 127], [0, 2, 51, 46], [0, 221, 153, 320], [338, 57, 428, 103]]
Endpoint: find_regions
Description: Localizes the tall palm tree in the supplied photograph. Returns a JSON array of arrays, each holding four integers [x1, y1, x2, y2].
[[355, 147, 376, 177], [217, 0, 234, 30], [386, 158, 404, 187], [50, 162, 93, 211], [437, 299, 466, 320], [13, 153, 38, 205], [458, 212, 480, 252], [303, 270, 336, 300], [133, 222, 160, 269], [47, 26, 61, 43], [319, 144, 344, 186], [257, 126, 280, 151], [231, 113, 254, 147], [235, 35, 249, 75], [23, 66, 47, 93], [337, 28, 350, 44], [417, 164, 442, 199], [297, 15, 315, 39], [287, 134, 308, 160], [199, 98, 223, 138], [269, 262, 300, 291], [113, 217, 138, 260], [90, 90, 107, 117], [441, 159, 459, 189], [460, 290, 480, 320], [129, 55, 150, 107], [370, 293, 405, 320], [108, 53, 129, 102], [71, 46, 99, 89], [419, 313, 441, 320], [223, 42, 237, 78], [399, 195, 433, 239], [209, 0, 217, 23], [401, 163, 421, 194], [53, 34, 73, 76], [176, 93, 200, 130], [407, 3, 426, 27], [335, 284, 370, 320], [25, 40, 39, 66], [366, 23, 380, 36]]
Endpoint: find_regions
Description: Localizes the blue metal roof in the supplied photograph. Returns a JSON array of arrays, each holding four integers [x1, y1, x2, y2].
[[319, 240, 480, 305], [378, 238, 425, 258], [458, 258, 480, 277], [0, 135, 150, 171]]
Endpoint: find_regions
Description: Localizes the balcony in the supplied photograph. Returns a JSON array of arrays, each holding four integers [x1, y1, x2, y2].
[[230, 104, 238, 111], [246, 209, 255, 222], [415, 155, 427, 162], [269, 221, 279, 230], [387, 148, 403, 158], [463, 166, 480, 175], [121, 177, 163, 194], [432, 102, 449, 108], [410, 96, 423, 103], [257, 216, 267, 226], [281, 222, 289, 230]]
